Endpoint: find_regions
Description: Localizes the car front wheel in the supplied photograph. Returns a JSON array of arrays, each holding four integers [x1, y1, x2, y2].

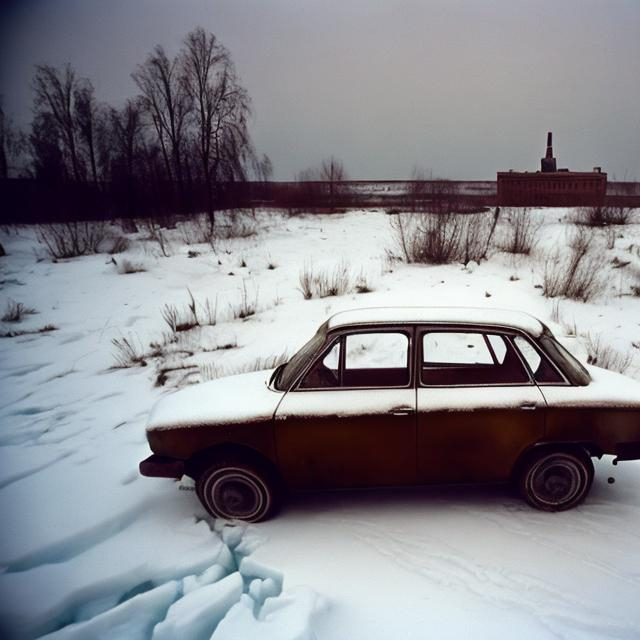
[[518, 449, 594, 511], [196, 459, 278, 522]]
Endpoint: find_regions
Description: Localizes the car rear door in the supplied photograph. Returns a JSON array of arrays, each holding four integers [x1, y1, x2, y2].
[[275, 328, 417, 490], [416, 327, 547, 484]]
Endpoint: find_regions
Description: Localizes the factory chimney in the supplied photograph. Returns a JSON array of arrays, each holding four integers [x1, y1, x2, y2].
[[541, 131, 557, 172]]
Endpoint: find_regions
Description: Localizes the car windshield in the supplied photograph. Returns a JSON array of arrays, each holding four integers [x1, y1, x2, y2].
[[539, 331, 591, 386], [274, 327, 328, 390]]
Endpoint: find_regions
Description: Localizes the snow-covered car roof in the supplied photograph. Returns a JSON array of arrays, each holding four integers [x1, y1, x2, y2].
[[326, 307, 546, 337]]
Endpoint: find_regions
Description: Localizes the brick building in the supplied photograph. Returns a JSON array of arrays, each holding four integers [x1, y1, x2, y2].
[[497, 133, 607, 206]]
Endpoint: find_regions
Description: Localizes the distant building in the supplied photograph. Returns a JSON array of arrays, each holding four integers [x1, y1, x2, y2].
[[497, 132, 607, 206]]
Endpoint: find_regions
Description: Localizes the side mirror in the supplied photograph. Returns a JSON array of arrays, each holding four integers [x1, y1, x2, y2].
[[269, 363, 287, 387]]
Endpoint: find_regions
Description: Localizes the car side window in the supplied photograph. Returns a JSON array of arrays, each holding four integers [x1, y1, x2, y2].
[[343, 332, 410, 387], [421, 331, 530, 386], [299, 331, 410, 389], [513, 335, 565, 384], [299, 341, 341, 388]]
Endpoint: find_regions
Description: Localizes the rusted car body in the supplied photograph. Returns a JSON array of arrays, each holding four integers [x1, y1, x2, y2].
[[141, 307, 640, 520]]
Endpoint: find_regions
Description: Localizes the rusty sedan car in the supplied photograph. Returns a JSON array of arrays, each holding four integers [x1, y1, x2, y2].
[[140, 307, 640, 522]]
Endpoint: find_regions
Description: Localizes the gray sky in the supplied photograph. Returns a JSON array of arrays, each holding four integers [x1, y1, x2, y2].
[[1, 0, 639, 180]]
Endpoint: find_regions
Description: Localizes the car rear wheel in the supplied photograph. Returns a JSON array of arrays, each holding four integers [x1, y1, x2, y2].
[[518, 449, 594, 511], [196, 458, 278, 522]]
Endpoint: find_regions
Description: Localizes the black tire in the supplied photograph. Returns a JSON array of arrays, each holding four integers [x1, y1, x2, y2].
[[195, 457, 278, 523], [518, 448, 594, 512]]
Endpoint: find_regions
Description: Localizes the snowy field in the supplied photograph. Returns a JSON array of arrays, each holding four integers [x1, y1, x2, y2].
[[1, 208, 640, 639]]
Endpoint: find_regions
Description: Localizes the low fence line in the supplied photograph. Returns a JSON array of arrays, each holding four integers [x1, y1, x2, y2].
[[1, 179, 639, 224]]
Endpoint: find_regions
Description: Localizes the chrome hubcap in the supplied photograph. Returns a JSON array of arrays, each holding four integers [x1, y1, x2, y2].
[[530, 456, 582, 506]]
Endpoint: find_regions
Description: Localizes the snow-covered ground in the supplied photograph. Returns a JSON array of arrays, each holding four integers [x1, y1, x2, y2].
[[1, 208, 639, 639]]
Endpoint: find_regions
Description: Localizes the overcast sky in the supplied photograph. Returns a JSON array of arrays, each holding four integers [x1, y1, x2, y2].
[[1, 0, 639, 180]]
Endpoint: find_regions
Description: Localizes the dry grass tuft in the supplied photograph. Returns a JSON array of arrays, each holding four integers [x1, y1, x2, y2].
[[161, 290, 217, 333], [111, 335, 147, 368], [2, 300, 37, 322], [199, 352, 288, 382], [230, 281, 259, 319], [298, 261, 353, 299], [584, 333, 634, 374]]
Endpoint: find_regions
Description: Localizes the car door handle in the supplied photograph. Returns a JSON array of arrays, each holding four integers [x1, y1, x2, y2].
[[520, 403, 538, 411], [389, 407, 415, 416]]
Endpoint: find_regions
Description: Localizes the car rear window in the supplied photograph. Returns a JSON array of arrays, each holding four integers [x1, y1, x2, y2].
[[513, 335, 565, 384], [421, 331, 530, 386], [538, 333, 591, 386]]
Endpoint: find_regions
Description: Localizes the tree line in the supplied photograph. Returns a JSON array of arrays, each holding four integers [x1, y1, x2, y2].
[[1, 27, 276, 226]]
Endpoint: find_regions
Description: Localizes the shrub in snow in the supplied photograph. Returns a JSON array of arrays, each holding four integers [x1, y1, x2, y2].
[[116, 259, 146, 274], [37, 221, 108, 259], [105, 234, 130, 254], [542, 227, 605, 302], [573, 205, 635, 227], [0, 241, 5, 256], [1, 299, 37, 323], [215, 211, 258, 240], [499, 208, 542, 255], [179, 214, 214, 245], [389, 210, 498, 265], [584, 333, 634, 374], [141, 219, 171, 257]]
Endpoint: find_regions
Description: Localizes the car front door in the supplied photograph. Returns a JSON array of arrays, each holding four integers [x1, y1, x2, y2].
[[416, 328, 547, 484], [275, 328, 417, 490]]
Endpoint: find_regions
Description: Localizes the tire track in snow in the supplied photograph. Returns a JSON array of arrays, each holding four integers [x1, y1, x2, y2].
[[331, 517, 639, 640], [0, 450, 72, 491], [451, 506, 640, 586], [3, 497, 163, 574]]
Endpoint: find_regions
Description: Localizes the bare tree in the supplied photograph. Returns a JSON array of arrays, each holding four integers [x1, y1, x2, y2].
[[256, 153, 273, 182], [181, 27, 254, 228], [319, 156, 348, 212], [407, 166, 430, 212], [132, 45, 191, 200], [105, 98, 149, 221], [0, 100, 10, 179], [73, 79, 101, 183], [29, 112, 66, 182], [0, 99, 27, 179], [32, 64, 83, 181]]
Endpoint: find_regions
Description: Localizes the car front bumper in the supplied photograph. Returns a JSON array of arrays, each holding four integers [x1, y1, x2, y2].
[[139, 454, 185, 479]]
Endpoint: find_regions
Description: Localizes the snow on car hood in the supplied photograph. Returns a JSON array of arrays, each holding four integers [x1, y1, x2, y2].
[[540, 365, 640, 409], [146, 369, 283, 431]]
